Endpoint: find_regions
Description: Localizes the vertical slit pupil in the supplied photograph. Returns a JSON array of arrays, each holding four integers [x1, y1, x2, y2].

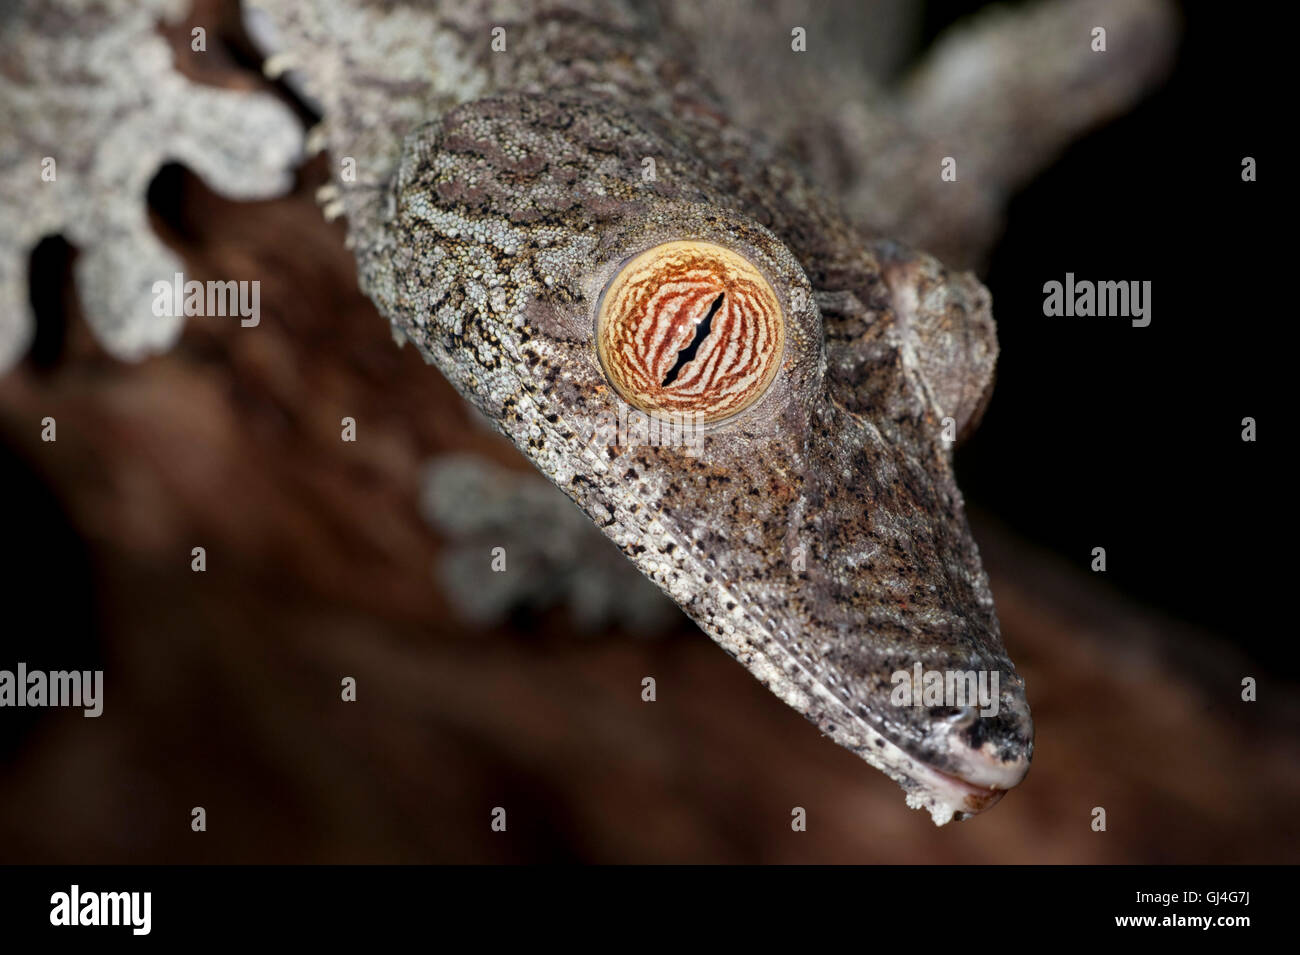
[[662, 292, 724, 387]]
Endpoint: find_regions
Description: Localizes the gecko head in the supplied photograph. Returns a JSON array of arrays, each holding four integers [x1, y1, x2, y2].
[[379, 91, 1031, 823], [581, 227, 1032, 824]]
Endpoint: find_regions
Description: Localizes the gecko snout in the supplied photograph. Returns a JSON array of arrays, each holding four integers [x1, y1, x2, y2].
[[917, 673, 1033, 816]]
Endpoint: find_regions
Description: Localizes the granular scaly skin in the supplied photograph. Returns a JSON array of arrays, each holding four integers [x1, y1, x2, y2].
[[0, 0, 304, 371], [245, 0, 1174, 822]]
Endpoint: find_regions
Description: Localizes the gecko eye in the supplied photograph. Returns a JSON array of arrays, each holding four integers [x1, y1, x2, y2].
[[595, 240, 785, 424]]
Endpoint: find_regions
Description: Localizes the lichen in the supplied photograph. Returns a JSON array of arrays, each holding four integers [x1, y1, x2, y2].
[[0, 0, 304, 371]]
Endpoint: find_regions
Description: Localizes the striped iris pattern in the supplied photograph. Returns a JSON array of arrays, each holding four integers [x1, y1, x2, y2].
[[596, 241, 785, 424]]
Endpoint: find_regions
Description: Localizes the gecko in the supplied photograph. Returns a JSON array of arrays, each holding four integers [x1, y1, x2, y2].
[[1, 0, 1177, 824]]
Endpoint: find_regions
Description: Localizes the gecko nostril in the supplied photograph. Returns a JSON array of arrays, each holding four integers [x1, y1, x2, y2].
[[596, 240, 784, 423], [931, 705, 977, 727]]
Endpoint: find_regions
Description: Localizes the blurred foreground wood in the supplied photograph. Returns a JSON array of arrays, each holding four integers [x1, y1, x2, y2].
[[0, 135, 1296, 865]]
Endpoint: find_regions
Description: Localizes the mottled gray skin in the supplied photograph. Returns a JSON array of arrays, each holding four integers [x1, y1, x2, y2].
[[375, 86, 1023, 823], [421, 453, 678, 633], [247, 0, 1173, 822]]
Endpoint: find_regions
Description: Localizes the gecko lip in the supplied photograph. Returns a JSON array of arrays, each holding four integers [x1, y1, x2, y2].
[[910, 711, 1033, 819], [935, 739, 1030, 787], [888, 685, 1033, 821], [914, 762, 1009, 818], [938, 728, 1033, 791]]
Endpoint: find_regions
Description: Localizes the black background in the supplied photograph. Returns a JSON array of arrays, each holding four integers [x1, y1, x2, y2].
[[921, 1, 1284, 670]]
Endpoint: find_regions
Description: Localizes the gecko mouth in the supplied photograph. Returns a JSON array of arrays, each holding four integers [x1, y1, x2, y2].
[[906, 731, 1032, 822], [847, 689, 1032, 825], [877, 694, 1033, 823], [912, 762, 1013, 819]]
